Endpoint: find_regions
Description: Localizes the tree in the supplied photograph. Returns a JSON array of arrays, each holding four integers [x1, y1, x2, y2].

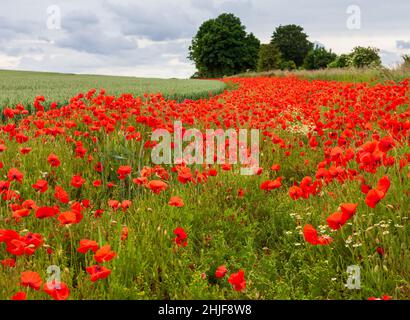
[[303, 45, 337, 70], [271, 24, 312, 67], [328, 54, 351, 68], [257, 43, 281, 71], [349, 46, 381, 68], [280, 60, 297, 71], [188, 13, 260, 78]]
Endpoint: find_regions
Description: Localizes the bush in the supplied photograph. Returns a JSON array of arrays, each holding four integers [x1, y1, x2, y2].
[[280, 60, 297, 71], [349, 46, 381, 68], [303, 46, 337, 70], [328, 54, 351, 68]]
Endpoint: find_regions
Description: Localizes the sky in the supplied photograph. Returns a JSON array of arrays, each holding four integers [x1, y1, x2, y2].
[[0, 0, 409, 78]]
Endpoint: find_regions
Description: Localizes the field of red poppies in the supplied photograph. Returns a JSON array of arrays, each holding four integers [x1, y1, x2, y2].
[[0, 76, 409, 300]]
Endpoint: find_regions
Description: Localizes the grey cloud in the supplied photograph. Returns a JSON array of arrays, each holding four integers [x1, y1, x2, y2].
[[55, 31, 136, 55], [61, 11, 100, 32], [0, 16, 39, 42], [189, 0, 216, 12], [54, 9, 136, 55], [105, 1, 197, 41], [2, 46, 44, 56], [396, 40, 410, 49]]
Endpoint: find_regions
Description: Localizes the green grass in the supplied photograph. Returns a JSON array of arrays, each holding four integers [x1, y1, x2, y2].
[[229, 67, 410, 84], [0, 70, 226, 109]]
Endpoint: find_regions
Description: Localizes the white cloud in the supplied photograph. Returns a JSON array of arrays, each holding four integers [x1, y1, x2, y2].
[[0, 54, 21, 68]]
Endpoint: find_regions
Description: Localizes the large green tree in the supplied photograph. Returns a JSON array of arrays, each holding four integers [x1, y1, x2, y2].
[[271, 24, 312, 67], [189, 13, 260, 78]]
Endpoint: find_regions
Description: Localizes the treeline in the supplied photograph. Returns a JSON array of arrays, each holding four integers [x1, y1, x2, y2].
[[189, 13, 389, 78]]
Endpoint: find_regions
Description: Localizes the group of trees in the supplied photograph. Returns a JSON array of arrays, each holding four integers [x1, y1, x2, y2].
[[189, 13, 382, 78]]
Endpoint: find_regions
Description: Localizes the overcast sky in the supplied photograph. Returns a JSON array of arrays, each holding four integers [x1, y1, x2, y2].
[[0, 0, 409, 78]]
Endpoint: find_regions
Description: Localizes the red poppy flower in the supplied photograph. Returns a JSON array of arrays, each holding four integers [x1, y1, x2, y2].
[[108, 200, 120, 210], [77, 239, 99, 254], [260, 177, 282, 192], [55, 186, 69, 203], [378, 136, 395, 153], [228, 270, 246, 291], [94, 162, 104, 173], [117, 166, 132, 179], [6, 233, 43, 256], [376, 175, 390, 194], [86, 265, 112, 282], [365, 189, 385, 208], [271, 164, 280, 171], [12, 208, 31, 221], [94, 245, 116, 263], [121, 226, 129, 241], [20, 271, 42, 290], [7, 168, 23, 183], [58, 211, 77, 225], [316, 235, 333, 245], [146, 180, 168, 194], [215, 265, 228, 279], [173, 227, 188, 247], [22, 199, 37, 210], [94, 209, 104, 218], [168, 196, 184, 207], [303, 224, 319, 245], [20, 147, 32, 154], [121, 200, 132, 212], [11, 292, 27, 300], [35, 206, 59, 219], [71, 175, 86, 188], [289, 185, 303, 200], [1, 258, 16, 268], [23, 233, 43, 248], [340, 203, 358, 222], [133, 177, 148, 185], [208, 168, 218, 176], [0, 180, 10, 193], [44, 281, 70, 300], [32, 179, 48, 193], [303, 224, 332, 245], [47, 154, 61, 167], [2, 190, 20, 201], [177, 168, 194, 184], [93, 180, 102, 187], [361, 183, 371, 194], [0, 229, 19, 243], [326, 212, 344, 230]]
